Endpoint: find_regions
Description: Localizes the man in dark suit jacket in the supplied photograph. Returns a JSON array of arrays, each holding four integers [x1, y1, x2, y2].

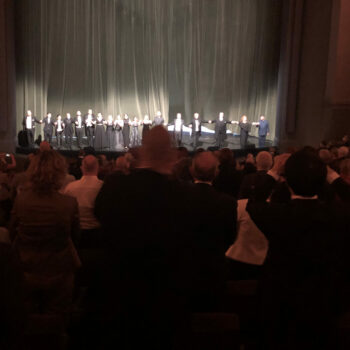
[[239, 151, 275, 199], [186, 151, 237, 311], [42, 112, 54, 144], [22, 110, 41, 148], [189, 113, 202, 150], [247, 151, 350, 350]]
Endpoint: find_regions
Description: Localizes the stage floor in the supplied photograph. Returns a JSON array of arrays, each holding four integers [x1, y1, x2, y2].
[[16, 132, 276, 159]]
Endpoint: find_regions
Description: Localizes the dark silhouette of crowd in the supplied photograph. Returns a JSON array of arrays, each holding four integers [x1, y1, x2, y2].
[[0, 130, 350, 350]]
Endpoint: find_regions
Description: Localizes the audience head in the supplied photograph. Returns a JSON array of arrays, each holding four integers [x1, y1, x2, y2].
[[139, 126, 176, 174], [240, 115, 248, 123], [81, 155, 99, 176], [318, 148, 333, 164], [338, 146, 349, 159], [177, 147, 189, 160], [285, 150, 326, 197], [115, 153, 134, 175], [217, 148, 235, 167], [27, 150, 67, 194], [256, 151, 273, 171], [39, 141, 51, 152], [191, 151, 219, 183]]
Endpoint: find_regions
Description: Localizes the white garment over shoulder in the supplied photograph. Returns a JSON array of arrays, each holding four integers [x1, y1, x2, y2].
[[225, 199, 269, 266]]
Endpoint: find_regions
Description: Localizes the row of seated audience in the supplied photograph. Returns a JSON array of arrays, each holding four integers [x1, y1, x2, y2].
[[0, 129, 350, 349]]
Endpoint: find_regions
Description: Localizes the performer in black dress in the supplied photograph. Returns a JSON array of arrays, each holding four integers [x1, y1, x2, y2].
[[141, 115, 152, 142], [106, 115, 115, 150], [85, 109, 96, 148], [208, 112, 232, 149], [189, 113, 202, 150], [94, 113, 106, 150], [63, 113, 74, 149], [130, 117, 141, 148], [233, 115, 251, 148], [42, 112, 54, 145], [22, 110, 41, 147], [122, 114, 130, 149], [54, 114, 65, 149], [75, 111, 84, 149], [114, 115, 124, 150]]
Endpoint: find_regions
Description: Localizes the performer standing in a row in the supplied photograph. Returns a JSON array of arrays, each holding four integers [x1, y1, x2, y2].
[[253, 115, 270, 148], [154, 111, 164, 126], [141, 115, 152, 140], [85, 109, 95, 147], [232, 115, 251, 148], [208, 112, 231, 149], [94, 113, 106, 150], [64, 113, 74, 149], [23, 110, 40, 147], [122, 114, 130, 149], [189, 113, 202, 150], [43, 112, 54, 144], [114, 115, 124, 149], [54, 115, 64, 149], [75, 111, 84, 149], [106, 115, 115, 150], [173, 113, 184, 147], [130, 117, 141, 148]]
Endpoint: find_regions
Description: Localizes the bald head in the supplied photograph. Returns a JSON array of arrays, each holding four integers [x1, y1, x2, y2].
[[82, 155, 99, 176], [256, 151, 273, 171], [191, 151, 219, 183]]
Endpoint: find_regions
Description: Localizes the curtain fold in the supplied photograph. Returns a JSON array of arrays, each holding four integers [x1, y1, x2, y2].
[[15, 0, 282, 139]]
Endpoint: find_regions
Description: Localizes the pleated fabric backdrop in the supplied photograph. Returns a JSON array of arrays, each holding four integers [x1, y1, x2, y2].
[[14, 0, 282, 139]]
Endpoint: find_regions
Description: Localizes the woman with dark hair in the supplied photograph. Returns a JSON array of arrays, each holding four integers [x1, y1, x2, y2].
[[10, 150, 80, 316], [94, 113, 106, 150]]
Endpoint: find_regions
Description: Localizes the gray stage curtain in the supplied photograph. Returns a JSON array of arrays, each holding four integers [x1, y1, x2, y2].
[[15, 0, 282, 139]]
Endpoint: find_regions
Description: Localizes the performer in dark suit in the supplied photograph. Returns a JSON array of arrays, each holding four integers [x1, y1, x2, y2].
[[84, 109, 96, 148], [236, 115, 251, 149], [189, 113, 202, 150], [253, 115, 270, 148], [22, 110, 41, 148], [208, 112, 231, 149], [153, 111, 164, 126], [63, 113, 74, 149], [42, 112, 54, 145], [172, 113, 184, 147], [75, 111, 84, 149], [54, 114, 65, 149], [122, 114, 130, 149]]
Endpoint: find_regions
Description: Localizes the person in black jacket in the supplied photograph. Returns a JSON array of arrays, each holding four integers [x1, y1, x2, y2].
[[22, 110, 41, 148], [63, 113, 74, 149], [189, 113, 202, 150], [247, 150, 350, 350], [42, 112, 54, 145]]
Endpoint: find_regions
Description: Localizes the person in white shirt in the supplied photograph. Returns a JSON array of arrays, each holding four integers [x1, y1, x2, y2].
[[54, 115, 65, 149], [63, 155, 103, 248], [22, 110, 41, 147], [189, 113, 202, 150], [173, 113, 184, 147]]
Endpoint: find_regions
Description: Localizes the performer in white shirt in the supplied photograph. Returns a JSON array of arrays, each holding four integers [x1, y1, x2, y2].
[[189, 113, 202, 150], [22, 110, 41, 147], [54, 114, 65, 149], [172, 113, 184, 147]]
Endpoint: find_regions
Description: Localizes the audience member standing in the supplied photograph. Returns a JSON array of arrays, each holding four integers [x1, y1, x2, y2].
[[10, 150, 80, 316]]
